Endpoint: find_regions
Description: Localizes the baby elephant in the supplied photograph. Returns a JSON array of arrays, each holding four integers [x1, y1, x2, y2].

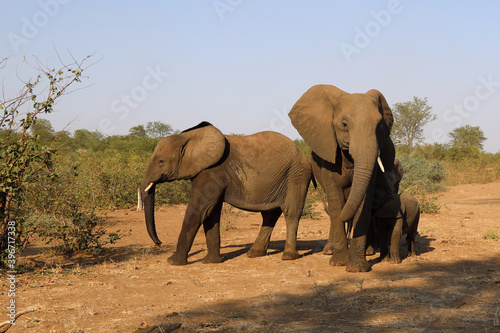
[[373, 191, 420, 264], [141, 122, 313, 265]]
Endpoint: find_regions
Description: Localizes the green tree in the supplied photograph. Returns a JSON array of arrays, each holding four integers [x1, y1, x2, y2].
[[449, 125, 486, 150], [72, 129, 104, 151], [146, 121, 173, 138], [31, 118, 55, 143], [129, 125, 147, 138], [392, 97, 437, 150], [0, 54, 91, 265]]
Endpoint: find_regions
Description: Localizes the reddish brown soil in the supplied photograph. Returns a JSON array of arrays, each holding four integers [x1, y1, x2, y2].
[[5, 182, 500, 332]]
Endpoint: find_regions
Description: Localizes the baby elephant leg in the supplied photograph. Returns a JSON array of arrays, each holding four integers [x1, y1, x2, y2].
[[389, 219, 403, 264], [376, 218, 391, 262]]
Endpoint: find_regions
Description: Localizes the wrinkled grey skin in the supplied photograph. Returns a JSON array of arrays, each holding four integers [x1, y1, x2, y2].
[[141, 122, 313, 265], [289, 85, 395, 272], [373, 191, 420, 264]]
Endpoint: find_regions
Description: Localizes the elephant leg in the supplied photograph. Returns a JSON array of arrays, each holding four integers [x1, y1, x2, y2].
[[345, 182, 374, 272], [365, 217, 377, 256], [324, 197, 350, 264], [407, 212, 420, 257], [247, 209, 281, 258], [376, 218, 390, 262], [328, 216, 350, 266], [168, 205, 203, 265], [202, 200, 223, 264], [407, 234, 416, 257], [282, 211, 300, 260], [168, 189, 222, 265], [389, 219, 402, 264]]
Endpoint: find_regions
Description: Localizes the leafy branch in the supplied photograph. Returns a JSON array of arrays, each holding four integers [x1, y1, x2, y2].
[[0, 52, 95, 265]]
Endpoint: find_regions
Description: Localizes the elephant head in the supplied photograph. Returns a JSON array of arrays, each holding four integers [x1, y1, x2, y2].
[[141, 122, 226, 245], [289, 85, 393, 222]]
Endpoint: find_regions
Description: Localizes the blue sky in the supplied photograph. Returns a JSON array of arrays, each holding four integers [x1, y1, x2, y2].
[[1, 1, 499, 152]]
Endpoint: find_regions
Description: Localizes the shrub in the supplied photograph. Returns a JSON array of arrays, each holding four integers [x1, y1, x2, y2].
[[443, 152, 500, 186], [483, 229, 500, 241], [301, 185, 321, 219], [395, 154, 447, 214], [28, 208, 123, 255], [404, 185, 442, 214], [397, 154, 447, 193]]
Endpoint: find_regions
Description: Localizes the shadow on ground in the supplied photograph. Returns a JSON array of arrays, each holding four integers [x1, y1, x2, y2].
[[20, 243, 174, 270], [142, 255, 500, 332]]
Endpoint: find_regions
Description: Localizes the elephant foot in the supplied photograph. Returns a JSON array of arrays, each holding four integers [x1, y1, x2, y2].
[[329, 249, 349, 266], [322, 242, 334, 255], [380, 254, 390, 263], [346, 258, 371, 272], [390, 253, 401, 264], [202, 253, 223, 264], [365, 245, 376, 256], [167, 252, 188, 266], [282, 250, 300, 260], [247, 248, 267, 258]]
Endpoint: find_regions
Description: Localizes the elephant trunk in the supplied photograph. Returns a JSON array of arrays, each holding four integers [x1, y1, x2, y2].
[[143, 182, 162, 245], [339, 145, 378, 222]]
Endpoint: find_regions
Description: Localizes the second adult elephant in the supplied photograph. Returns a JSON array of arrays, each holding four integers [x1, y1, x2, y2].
[[289, 85, 395, 272], [142, 122, 313, 265]]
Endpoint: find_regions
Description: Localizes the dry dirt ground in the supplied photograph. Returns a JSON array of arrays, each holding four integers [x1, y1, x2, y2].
[[4, 181, 500, 332]]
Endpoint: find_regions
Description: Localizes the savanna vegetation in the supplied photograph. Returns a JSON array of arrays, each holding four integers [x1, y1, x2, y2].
[[1, 57, 499, 267]]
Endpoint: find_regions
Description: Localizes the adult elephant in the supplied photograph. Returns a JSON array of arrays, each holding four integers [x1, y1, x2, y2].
[[289, 85, 395, 272], [141, 122, 313, 265]]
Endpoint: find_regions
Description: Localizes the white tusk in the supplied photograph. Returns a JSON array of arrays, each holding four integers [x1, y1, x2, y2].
[[377, 156, 385, 173], [144, 182, 154, 192]]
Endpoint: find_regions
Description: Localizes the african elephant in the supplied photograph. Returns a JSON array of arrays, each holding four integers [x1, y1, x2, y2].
[[367, 158, 405, 255], [373, 191, 420, 264], [289, 85, 395, 272], [141, 122, 313, 265]]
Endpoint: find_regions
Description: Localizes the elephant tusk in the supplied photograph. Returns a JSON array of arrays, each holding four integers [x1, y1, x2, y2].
[[377, 156, 385, 173], [144, 182, 154, 192]]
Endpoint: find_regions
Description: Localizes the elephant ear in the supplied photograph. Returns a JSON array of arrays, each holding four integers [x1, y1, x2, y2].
[[289, 85, 347, 162], [176, 122, 226, 180], [366, 89, 393, 133]]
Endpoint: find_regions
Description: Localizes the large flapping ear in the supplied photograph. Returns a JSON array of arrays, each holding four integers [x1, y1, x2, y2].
[[289, 85, 347, 163], [366, 89, 393, 133], [176, 122, 226, 180]]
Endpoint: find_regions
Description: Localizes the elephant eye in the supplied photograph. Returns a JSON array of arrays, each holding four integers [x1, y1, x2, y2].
[[342, 121, 349, 130]]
